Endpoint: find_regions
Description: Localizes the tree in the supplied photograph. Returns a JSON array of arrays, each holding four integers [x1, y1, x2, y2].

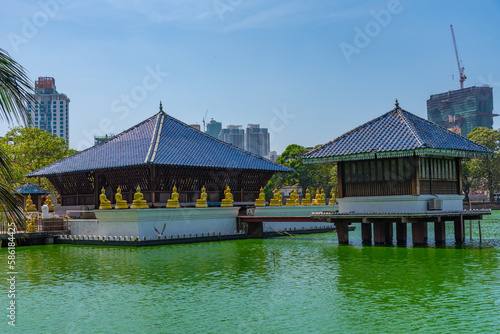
[[265, 144, 337, 199], [465, 127, 500, 202], [0, 48, 36, 225], [0, 126, 77, 191]]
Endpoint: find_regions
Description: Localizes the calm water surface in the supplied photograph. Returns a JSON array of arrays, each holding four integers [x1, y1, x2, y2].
[[3, 212, 500, 333]]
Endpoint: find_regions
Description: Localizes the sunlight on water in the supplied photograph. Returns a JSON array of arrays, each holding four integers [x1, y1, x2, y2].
[[3, 211, 500, 333]]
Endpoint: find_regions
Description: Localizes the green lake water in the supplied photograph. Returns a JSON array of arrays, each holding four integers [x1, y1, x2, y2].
[[3, 211, 500, 333]]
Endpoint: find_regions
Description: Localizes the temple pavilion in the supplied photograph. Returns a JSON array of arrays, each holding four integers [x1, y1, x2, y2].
[[303, 101, 492, 213], [28, 105, 291, 207]]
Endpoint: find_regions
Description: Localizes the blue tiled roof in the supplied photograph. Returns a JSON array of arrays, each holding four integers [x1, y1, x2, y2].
[[303, 107, 492, 163], [15, 183, 50, 194], [28, 111, 291, 177]]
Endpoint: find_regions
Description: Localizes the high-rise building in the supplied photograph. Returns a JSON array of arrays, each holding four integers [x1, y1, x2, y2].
[[27, 77, 70, 142], [427, 86, 497, 137], [205, 118, 222, 138], [219, 125, 245, 150], [245, 124, 270, 157]]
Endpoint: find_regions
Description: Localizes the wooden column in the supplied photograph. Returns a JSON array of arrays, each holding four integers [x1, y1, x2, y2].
[[396, 223, 407, 245], [337, 162, 343, 199], [454, 218, 465, 243], [373, 222, 386, 245], [411, 222, 428, 245], [335, 222, 349, 244], [361, 223, 372, 245], [384, 222, 393, 245], [456, 158, 462, 195], [411, 156, 420, 196], [434, 221, 446, 244]]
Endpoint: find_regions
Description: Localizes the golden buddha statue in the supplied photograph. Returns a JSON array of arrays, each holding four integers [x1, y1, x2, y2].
[[99, 187, 112, 210], [221, 185, 234, 207], [166, 185, 180, 208], [25, 194, 37, 212], [316, 189, 326, 206], [131, 186, 149, 209], [254, 187, 266, 207], [311, 189, 319, 205], [45, 196, 54, 212], [286, 189, 296, 206], [196, 186, 208, 208], [301, 188, 311, 206], [329, 188, 336, 206], [26, 214, 36, 232], [269, 188, 282, 206], [114, 186, 128, 209]]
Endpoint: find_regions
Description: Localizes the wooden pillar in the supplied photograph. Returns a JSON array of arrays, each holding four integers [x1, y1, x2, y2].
[[361, 223, 372, 245], [412, 222, 427, 245], [454, 218, 465, 243], [434, 221, 446, 244], [396, 223, 407, 245], [337, 162, 344, 199], [335, 222, 349, 244]]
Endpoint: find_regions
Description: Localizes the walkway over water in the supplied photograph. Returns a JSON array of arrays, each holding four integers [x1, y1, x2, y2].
[[312, 210, 491, 246]]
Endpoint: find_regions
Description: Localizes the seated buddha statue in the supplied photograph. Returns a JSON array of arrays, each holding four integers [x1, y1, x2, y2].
[[311, 189, 319, 205], [131, 186, 149, 209], [286, 189, 297, 206], [45, 196, 54, 212], [99, 187, 112, 210], [221, 185, 234, 207], [254, 187, 266, 207], [329, 188, 336, 206], [196, 186, 208, 208], [25, 194, 37, 212], [301, 188, 311, 206], [166, 185, 180, 208], [114, 186, 129, 209], [317, 189, 326, 206], [269, 188, 282, 206]]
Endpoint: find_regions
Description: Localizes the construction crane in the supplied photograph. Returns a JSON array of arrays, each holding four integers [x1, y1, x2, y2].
[[202, 110, 208, 132], [450, 24, 466, 89]]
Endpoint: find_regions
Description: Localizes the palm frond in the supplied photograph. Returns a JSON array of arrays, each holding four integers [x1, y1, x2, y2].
[[0, 48, 35, 125]]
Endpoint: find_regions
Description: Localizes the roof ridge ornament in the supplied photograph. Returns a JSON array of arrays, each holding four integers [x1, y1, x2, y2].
[[395, 99, 400, 109], [159, 101, 163, 113]]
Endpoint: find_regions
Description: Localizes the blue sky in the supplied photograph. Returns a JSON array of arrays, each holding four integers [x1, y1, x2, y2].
[[1, 0, 499, 152]]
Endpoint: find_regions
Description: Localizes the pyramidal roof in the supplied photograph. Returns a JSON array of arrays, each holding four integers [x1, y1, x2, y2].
[[303, 103, 492, 163], [28, 109, 291, 177]]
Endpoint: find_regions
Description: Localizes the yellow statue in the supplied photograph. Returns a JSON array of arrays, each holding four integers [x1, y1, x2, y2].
[[221, 185, 234, 207], [26, 214, 36, 232], [99, 187, 112, 210], [286, 189, 297, 206], [45, 196, 54, 212], [25, 194, 37, 212], [254, 187, 266, 206], [329, 188, 336, 205], [196, 186, 208, 208], [269, 188, 282, 206], [311, 189, 319, 205], [166, 185, 180, 208], [114, 186, 128, 209], [315, 189, 326, 206], [301, 188, 311, 206], [131, 186, 149, 209]]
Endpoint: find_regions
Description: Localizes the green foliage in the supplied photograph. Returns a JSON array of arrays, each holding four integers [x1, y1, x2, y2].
[[0, 126, 77, 191], [464, 127, 500, 201], [265, 144, 337, 199]]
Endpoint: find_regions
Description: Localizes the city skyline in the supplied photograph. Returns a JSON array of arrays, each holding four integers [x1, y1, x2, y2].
[[0, 0, 499, 153]]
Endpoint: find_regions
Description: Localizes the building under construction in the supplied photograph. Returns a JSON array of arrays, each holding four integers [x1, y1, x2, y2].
[[427, 86, 497, 137]]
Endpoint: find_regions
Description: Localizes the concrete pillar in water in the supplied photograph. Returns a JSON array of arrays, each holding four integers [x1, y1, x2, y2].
[[411, 222, 428, 245], [385, 222, 393, 245], [454, 218, 465, 243], [335, 222, 349, 244], [396, 223, 407, 245], [434, 221, 446, 244], [361, 223, 372, 245]]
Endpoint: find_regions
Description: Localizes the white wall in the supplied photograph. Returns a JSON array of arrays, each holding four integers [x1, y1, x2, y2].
[[337, 195, 464, 213]]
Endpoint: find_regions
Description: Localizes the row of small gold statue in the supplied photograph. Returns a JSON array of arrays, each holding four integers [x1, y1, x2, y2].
[[99, 185, 234, 209], [255, 188, 334, 207], [98, 185, 334, 210], [25, 194, 54, 212]]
